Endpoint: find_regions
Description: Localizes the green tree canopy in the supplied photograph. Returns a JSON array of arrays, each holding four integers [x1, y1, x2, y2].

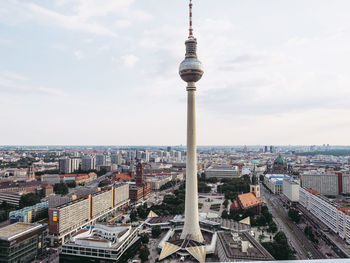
[[152, 225, 162, 238], [288, 209, 301, 224], [19, 193, 41, 208], [139, 245, 150, 263], [53, 183, 69, 195]]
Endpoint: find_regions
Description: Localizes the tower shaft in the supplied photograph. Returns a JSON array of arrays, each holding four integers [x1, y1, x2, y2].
[[180, 82, 204, 243]]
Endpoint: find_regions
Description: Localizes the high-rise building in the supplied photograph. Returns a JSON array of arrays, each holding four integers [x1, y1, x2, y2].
[[95, 154, 105, 166], [145, 149, 150, 162], [27, 163, 35, 181], [175, 151, 182, 162], [135, 162, 145, 186], [111, 153, 120, 165], [59, 157, 71, 174], [59, 157, 80, 174], [70, 157, 80, 172], [81, 155, 96, 171]]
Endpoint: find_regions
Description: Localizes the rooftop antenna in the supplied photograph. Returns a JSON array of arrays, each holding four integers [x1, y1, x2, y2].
[[189, 0, 193, 37]]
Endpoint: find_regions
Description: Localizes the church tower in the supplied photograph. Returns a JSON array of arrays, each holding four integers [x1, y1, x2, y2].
[[250, 165, 260, 198]]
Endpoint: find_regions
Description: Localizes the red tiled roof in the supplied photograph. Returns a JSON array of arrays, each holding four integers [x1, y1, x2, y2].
[[238, 192, 262, 209], [114, 173, 131, 181], [306, 189, 319, 195]]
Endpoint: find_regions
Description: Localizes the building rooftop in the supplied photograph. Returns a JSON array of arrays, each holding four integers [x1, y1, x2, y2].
[[238, 192, 262, 209], [217, 231, 273, 261], [0, 222, 43, 241]]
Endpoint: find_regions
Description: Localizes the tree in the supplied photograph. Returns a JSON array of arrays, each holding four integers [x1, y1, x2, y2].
[[304, 226, 318, 244], [140, 234, 149, 244], [268, 221, 278, 233], [0, 201, 13, 210], [53, 183, 69, 195], [19, 193, 41, 208], [223, 199, 229, 208], [137, 206, 148, 220], [130, 210, 137, 222], [66, 181, 76, 188], [262, 231, 295, 260], [221, 210, 229, 219], [198, 182, 211, 193], [288, 209, 301, 224], [139, 245, 150, 263], [152, 226, 162, 238]]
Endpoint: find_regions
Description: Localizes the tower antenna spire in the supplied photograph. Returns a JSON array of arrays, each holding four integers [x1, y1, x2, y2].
[[189, 0, 193, 36]]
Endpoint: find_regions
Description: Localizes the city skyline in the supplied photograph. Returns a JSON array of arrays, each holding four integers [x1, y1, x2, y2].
[[2, 0, 350, 145]]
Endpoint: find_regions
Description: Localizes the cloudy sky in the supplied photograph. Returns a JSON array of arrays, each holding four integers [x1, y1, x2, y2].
[[1, 0, 350, 146]]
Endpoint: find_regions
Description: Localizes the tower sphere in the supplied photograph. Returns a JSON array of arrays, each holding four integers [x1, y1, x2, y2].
[[179, 37, 204, 83]]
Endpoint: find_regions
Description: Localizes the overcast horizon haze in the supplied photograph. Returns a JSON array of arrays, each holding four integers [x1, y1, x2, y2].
[[1, 0, 350, 145]]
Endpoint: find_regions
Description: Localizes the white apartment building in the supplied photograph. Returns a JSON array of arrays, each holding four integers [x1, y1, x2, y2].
[[264, 174, 290, 194], [205, 166, 240, 179], [59, 157, 80, 174], [283, 179, 300, 202], [299, 187, 350, 242]]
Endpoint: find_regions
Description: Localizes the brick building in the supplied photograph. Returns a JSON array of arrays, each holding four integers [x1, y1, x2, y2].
[[129, 163, 152, 202]]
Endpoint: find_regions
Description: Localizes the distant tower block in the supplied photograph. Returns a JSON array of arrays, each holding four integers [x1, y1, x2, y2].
[[179, 0, 204, 243], [27, 164, 35, 181], [136, 162, 145, 186]]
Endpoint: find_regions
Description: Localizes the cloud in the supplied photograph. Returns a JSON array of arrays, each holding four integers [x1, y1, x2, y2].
[[0, 71, 66, 97], [121, 54, 139, 68], [115, 19, 131, 28], [74, 50, 84, 60], [23, 2, 117, 37], [0, 0, 152, 37]]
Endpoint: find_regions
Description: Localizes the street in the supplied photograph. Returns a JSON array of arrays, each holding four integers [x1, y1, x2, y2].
[[261, 185, 324, 259]]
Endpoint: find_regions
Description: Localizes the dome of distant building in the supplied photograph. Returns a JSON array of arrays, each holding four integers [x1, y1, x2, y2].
[[274, 155, 286, 165], [267, 154, 289, 174]]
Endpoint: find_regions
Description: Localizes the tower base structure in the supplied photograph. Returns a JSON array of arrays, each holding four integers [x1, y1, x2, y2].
[[158, 216, 220, 263]]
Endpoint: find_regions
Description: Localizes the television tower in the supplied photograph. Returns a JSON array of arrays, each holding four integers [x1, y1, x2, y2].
[[179, 0, 204, 243]]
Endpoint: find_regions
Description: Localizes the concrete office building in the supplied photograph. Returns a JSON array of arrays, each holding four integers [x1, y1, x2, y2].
[[0, 222, 47, 263], [299, 187, 350, 242], [283, 179, 300, 202], [205, 166, 240, 179], [48, 183, 129, 245], [301, 172, 350, 196], [60, 223, 140, 262]]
